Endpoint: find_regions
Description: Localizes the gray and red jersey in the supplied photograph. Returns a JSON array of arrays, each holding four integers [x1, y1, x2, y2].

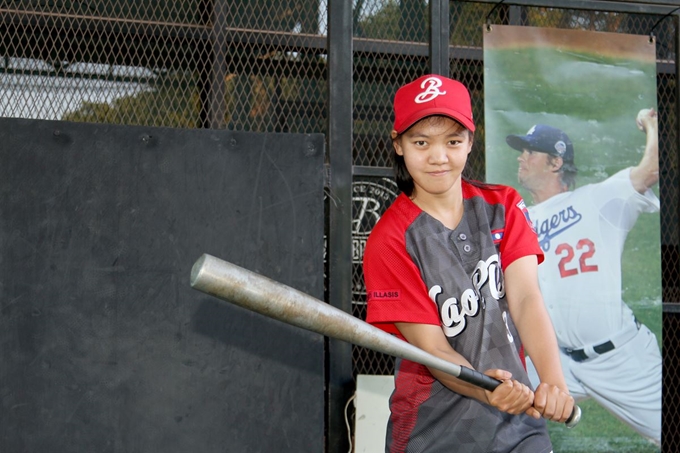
[[363, 181, 550, 453]]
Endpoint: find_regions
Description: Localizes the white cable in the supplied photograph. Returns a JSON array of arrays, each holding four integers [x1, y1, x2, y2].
[[344, 392, 357, 453]]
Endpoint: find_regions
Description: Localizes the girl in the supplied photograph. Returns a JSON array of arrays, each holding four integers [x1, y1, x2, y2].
[[363, 74, 574, 453]]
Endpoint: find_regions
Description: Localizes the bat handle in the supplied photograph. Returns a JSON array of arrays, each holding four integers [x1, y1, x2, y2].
[[458, 366, 502, 391], [457, 366, 581, 428]]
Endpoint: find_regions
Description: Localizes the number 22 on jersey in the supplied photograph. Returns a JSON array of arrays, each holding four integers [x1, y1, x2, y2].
[[555, 238, 598, 278]]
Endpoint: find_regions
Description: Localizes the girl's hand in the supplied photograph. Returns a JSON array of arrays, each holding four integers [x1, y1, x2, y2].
[[483, 369, 539, 418], [533, 382, 575, 422]]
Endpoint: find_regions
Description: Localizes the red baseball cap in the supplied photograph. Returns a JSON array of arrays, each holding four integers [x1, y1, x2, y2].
[[393, 74, 475, 134]]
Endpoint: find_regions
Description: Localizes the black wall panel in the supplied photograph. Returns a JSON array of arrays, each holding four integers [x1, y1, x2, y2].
[[0, 118, 325, 453]]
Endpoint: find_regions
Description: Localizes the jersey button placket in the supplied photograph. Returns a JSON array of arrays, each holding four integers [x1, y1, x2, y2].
[[454, 232, 473, 254]]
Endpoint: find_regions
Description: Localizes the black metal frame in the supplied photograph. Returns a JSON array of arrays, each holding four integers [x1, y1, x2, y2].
[[326, 1, 354, 452]]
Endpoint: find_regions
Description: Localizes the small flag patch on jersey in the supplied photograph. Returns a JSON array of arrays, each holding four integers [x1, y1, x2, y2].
[[491, 229, 504, 244], [516, 199, 537, 234], [368, 290, 401, 301]]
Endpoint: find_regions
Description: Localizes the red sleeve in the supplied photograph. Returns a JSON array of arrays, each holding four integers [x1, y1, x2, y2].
[[362, 197, 440, 337], [499, 188, 544, 270]]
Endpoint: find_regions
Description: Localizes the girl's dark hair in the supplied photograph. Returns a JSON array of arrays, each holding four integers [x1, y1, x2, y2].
[[393, 153, 414, 196]]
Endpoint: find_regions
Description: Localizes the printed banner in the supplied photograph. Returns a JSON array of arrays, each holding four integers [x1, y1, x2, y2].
[[484, 25, 661, 452]]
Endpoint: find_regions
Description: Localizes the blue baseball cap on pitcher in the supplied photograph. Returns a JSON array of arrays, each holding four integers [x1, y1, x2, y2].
[[506, 124, 577, 172]]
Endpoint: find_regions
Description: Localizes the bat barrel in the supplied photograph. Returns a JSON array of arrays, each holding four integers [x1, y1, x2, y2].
[[191, 254, 364, 344], [190, 253, 463, 378], [190, 253, 580, 428]]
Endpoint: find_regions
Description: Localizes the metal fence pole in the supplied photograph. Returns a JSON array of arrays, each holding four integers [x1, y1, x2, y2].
[[327, 0, 354, 451], [430, 0, 450, 76], [675, 11, 680, 269]]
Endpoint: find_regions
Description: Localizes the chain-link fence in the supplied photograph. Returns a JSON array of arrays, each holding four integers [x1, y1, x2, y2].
[[1, 0, 329, 130], [1, 1, 677, 452]]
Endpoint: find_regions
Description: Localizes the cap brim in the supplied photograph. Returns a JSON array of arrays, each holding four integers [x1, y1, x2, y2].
[[506, 134, 531, 152], [396, 107, 475, 134]]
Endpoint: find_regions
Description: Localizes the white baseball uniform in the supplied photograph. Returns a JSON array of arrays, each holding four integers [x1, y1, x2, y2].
[[526, 167, 661, 445]]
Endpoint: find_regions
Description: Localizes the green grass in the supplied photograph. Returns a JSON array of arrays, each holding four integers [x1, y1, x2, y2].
[[483, 42, 661, 452], [548, 399, 660, 453]]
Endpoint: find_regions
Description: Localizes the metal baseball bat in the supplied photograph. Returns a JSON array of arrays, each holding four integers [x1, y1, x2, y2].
[[190, 253, 581, 428]]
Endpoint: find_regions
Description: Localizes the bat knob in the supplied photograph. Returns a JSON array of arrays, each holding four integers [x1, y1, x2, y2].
[[565, 404, 582, 429]]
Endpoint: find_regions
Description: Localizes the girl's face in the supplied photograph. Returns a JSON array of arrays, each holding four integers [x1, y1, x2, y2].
[[392, 116, 472, 200]]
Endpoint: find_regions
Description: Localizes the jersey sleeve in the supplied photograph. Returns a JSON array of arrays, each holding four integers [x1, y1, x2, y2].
[[590, 168, 660, 231], [363, 201, 441, 337], [499, 188, 544, 270]]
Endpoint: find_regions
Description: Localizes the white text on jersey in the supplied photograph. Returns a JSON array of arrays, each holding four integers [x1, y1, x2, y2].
[[429, 254, 505, 337], [533, 205, 583, 251]]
